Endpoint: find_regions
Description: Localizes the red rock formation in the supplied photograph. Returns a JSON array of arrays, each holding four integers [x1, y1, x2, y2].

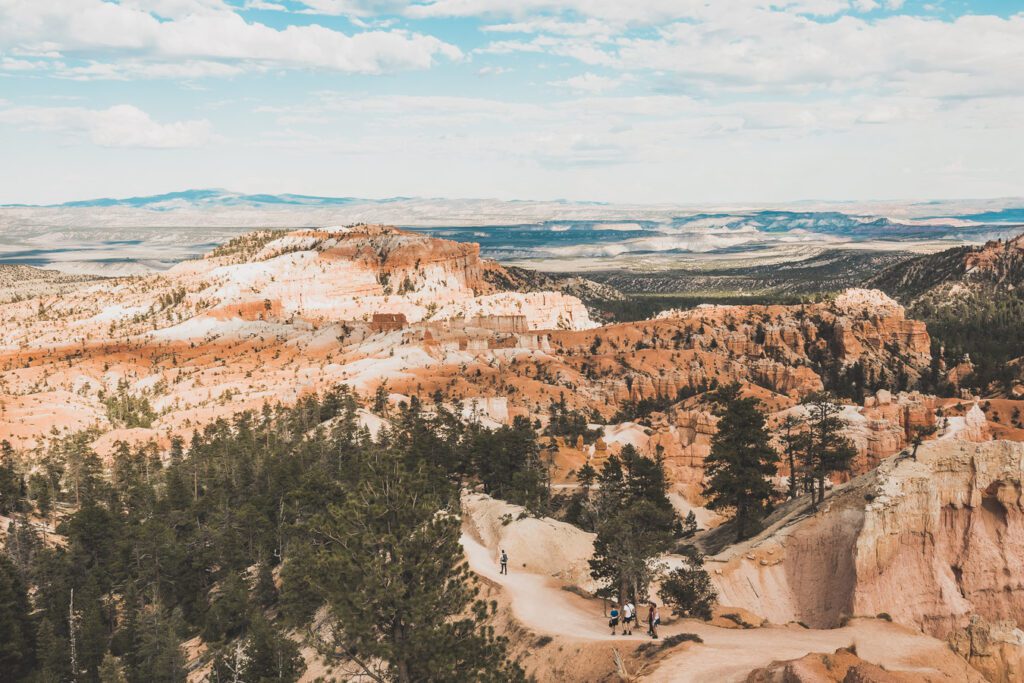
[[711, 440, 1024, 644], [744, 645, 984, 683]]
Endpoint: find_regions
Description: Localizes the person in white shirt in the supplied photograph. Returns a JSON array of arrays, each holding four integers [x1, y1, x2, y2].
[[621, 600, 636, 635]]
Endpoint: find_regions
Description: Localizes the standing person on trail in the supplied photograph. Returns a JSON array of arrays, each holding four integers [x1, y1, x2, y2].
[[622, 599, 636, 635], [648, 601, 660, 639], [499, 549, 508, 575], [608, 598, 620, 635]]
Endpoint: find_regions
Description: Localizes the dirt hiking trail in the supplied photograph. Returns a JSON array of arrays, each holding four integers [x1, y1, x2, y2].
[[461, 533, 983, 682]]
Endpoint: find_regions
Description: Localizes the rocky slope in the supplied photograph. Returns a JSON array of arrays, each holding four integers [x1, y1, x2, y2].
[[869, 233, 1024, 394], [744, 645, 985, 683], [870, 234, 1024, 304], [0, 226, 982, 492], [603, 388, 992, 499], [0, 264, 103, 303], [0, 226, 594, 450], [167, 226, 594, 329], [1, 227, 1004, 493], [5, 226, 1024, 681], [462, 492, 989, 683], [482, 263, 626, 321], [705, 439, 1024, 651], [430, 287, 930, 421]]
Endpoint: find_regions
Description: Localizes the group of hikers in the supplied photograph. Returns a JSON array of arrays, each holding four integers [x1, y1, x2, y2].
[[495, 549, 661, 639], [609, 598, 660, 639]]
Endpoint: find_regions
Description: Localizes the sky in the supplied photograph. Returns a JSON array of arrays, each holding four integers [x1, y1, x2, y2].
[[1, 0, 1022, 205]]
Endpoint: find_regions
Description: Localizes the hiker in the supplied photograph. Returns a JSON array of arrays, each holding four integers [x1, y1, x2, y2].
[[648, 601, 660, 639], [499, 549, 508, 575], [622, 599, 636, 635], [608, 598, 620, 635]]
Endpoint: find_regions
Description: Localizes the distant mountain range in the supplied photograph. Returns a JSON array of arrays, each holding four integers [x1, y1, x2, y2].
[[8, 189, 379, 210], [2, 190, 1023, 277], [4, 189, 1023, 223]]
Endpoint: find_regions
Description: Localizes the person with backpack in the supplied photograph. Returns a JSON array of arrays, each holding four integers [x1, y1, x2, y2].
[[622, 599, 636, 635], [608, 598, 620, 635], [499, 549, 508, 575], [648, 601, 660, 639]]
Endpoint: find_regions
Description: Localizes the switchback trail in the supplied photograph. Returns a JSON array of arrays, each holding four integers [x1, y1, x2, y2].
[[460, 533, 982, 682]]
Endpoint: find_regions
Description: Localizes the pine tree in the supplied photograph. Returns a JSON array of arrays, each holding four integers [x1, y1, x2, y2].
[[295, 445, 526, 683], [133, 607, 186, 683], [5, 515, 41, 575], [0, 440, 21, 514], [658, 546, 716, 620], [99, 653, 127, 683], [778, 414, 808, 500], [29, 471, 53, 519], [252, 562, 278, 609], [76, 579, 110, 680], [909, 423, 938, 460], [35, 616, 69, 683], [589, 446, 676, 603], [0, 554, 35, 679], [563, 462, 599, 531], [679, 510, 698, 538], [238, 613, 305, 683], [702, 385, 779, 540], [801, 393, 858, 507], [60, 435, 107, 507], [203, 572, 251, 643], [469, 416, 546, 511]]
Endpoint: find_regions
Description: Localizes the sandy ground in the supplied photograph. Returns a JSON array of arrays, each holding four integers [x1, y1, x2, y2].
[[461, 534, 981, 682]]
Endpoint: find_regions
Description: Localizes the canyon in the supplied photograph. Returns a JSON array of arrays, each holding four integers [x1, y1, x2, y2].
[[4, 225, 1024, 681]]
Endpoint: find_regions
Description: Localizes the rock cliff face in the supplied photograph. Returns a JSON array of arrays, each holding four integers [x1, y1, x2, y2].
[[0, 226, 1004, 491], [948, 616, 1024, 683], [544, 289, 931, 411], [169, 226, 594, 331], [744, 644, 985, 683], [708, 439, 1024, 643], [0, 227, 594, 449], [580, 388, 980, 500]]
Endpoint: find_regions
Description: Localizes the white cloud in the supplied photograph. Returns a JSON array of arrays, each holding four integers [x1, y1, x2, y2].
[[1, 0, 1022, 203], [593, 11, 1024, 100], [404, 0, 873, 24], [0, 0, 462, 77], [406, 0, 698, 24], [408, 1, 1024, 105], [243, 0, 288, 9], [1, 56, 45, 71], [59, 60, 246, 80], [251, 89, 1024, 172], [771, 0, 848, 15], [483, 18, 614, 37], [119, 0, 232, 18], [549, 72, 624, 93], [477, 35, 617, 66], [477, 65, 511, 76], [0, 104, 214, 148], [296, 0, 408, 15]]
